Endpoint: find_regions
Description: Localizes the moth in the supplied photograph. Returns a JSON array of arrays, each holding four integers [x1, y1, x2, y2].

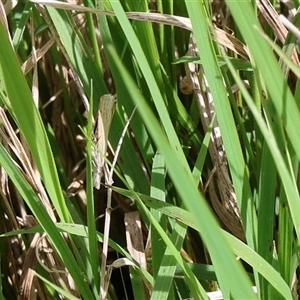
[[92, 94, 117, 189]]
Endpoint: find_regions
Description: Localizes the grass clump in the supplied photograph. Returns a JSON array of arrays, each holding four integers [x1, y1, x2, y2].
[[0, 0, 300, 299]]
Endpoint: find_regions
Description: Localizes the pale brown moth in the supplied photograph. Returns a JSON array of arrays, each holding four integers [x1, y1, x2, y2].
[[92, 94, 117, 189]]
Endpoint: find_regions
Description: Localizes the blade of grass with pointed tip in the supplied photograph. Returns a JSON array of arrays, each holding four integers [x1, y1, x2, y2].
[[0, 144, 94, 299], [257, 142, 277, 298], [105, 40, 256, 298], [185, 0, 258, 249], [45, 6, 107, 108], [0, 19, 69, 222], [150, 151, 167, 278], [184, 1, 258, 297], [111, 186, 294, 300], [225, 0, 300, 241]]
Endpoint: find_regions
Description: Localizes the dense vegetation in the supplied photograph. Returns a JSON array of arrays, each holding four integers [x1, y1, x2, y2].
[[1, 0, 300, 299]]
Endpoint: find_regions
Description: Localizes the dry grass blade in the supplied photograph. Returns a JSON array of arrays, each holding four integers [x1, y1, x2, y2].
[[124, 212, 149, 300], [257, 0, 299, 65], [0, 108, 57, 220], [28, 16, 39, 106], [99, 106, 136, 299], [125, 212, 146, 270], [0, 0, 10, 38], [0, 109, 38, 188], [30, 0, 249, 59], [34, 234, 79, 298], [208, 174, 245, 241], [279, 14, 300, 40], [17, 216, 40, 300], [182, 36, 245, 241], [22, 38, 55, 75], [19, 219, 41, 300], [33, 2, 91, 113], [0, 109, 80, 297], [257, 0, 288, 43], [3, 0, 18, 14]]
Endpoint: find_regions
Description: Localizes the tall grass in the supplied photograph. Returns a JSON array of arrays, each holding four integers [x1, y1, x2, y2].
[[0, 0, 299, 299]]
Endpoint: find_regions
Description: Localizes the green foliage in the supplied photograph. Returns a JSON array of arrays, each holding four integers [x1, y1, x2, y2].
[[0, 0, 299, 299]]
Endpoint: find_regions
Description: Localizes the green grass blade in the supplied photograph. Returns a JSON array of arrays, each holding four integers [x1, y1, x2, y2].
[[12, 1, 33, 51], [85, 88, 100, 296], [0, 20, 70, 222], [0, 144, 94, 299], [150, 222, 205, 300], [150, 151, 167, 278], [225, 1, 300, 237], [257, 142, 277, 298], [35, 273, 80, 300], [45, 6, 107, 107], [112, 186, 294, 299], [105, 42, 256, 298], [184, 0, 258, 253], [108, 0, 189, 169]]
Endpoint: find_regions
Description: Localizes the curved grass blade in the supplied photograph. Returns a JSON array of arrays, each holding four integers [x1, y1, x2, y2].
[[112, 186, 294, 300], [0, 20, 70, 222], [104, 40, 256, 298], [0, 144, 94, 299]]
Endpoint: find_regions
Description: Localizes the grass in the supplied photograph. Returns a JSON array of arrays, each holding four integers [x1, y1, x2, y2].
[[0, 0, 300, 299]]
